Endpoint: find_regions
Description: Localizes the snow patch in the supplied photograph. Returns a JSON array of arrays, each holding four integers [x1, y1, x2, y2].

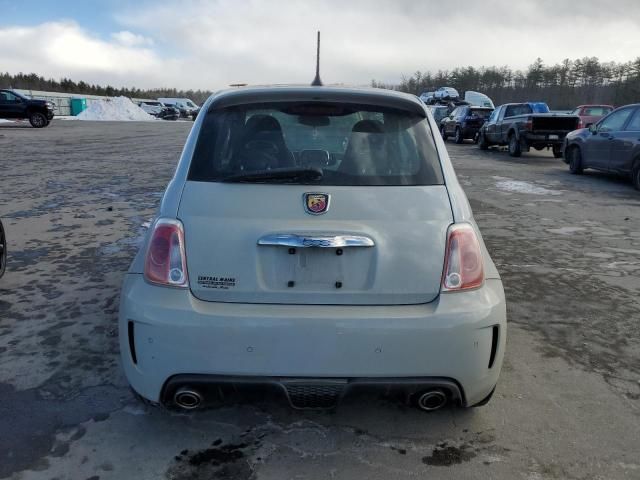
[[77, 96, 155, 122], [493, 177, 562, 196], [547, 226, 586, 235]]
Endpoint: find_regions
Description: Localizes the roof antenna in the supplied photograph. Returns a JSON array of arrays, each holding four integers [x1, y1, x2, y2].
[[311, 31, 323, 86]]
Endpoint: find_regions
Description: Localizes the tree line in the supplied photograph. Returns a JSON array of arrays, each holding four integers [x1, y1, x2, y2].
[[3, 56, 640, 109], [0, 72, 213, 105], [373, 57, 640, 109]]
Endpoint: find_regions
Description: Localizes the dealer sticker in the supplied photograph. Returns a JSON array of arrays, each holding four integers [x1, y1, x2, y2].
[[197, 275, 236, 290]]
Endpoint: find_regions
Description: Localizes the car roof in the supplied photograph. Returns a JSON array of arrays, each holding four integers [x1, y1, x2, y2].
[[205, 86, 427, 117], [575, 104, 614, 108]]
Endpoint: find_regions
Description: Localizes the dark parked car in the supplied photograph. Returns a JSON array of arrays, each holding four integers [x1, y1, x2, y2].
[[571, 105, 614, 129], [440, 105, 493, 143], [0, 220, 6, 278], [0, 89, 55, 127], [427, 105, 450, 126], [478, 102, 579, 157], [139, 101, 180, 121], [563, 104, 640, 190]]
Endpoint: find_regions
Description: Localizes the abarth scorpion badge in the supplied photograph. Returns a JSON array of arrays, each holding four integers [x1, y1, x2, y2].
[[304, 193, 330, 215]]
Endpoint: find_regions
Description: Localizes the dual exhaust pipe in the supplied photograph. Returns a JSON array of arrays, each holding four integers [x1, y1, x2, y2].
[[174, 387, 203, 410], [415, 388, 448, 411], [172, 385, 449, 412]]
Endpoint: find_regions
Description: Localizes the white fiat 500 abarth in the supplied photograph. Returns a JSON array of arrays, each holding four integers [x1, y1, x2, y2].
[[119, 86, 506, 411]]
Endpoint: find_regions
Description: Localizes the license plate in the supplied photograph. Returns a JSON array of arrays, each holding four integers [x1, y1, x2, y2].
[[548, 134, 559, 140]]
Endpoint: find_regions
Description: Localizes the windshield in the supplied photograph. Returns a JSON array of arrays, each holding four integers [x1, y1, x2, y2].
[[469, 108, 492, 118], [189, 102, 443, 186], [1, 90, 26, 102]]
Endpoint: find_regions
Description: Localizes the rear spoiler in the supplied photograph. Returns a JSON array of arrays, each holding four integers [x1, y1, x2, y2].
[[207, 87, 427, 117]]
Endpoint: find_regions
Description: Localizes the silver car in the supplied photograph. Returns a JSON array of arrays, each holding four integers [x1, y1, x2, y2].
[[119, 86, 506, 411], [434, 86, 460, 101]]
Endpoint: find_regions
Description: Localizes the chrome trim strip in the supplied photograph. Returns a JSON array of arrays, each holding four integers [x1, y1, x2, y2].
[[258, 234, 374, 248]]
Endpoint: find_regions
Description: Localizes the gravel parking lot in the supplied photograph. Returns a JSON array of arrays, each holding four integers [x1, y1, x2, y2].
[[1, 120, 639, 480]]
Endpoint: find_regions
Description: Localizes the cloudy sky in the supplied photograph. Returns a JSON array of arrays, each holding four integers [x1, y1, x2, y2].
[[2, 0, 640, 90]]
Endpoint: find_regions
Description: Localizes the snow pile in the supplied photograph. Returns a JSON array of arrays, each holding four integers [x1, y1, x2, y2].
[[77, 96, 155, 121], [493, 176, 562, 196]]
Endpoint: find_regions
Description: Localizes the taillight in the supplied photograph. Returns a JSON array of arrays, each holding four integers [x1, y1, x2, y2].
[[523, 120, 533, 131], [144, 218, 188, 287], [441, 224, 484, 292]]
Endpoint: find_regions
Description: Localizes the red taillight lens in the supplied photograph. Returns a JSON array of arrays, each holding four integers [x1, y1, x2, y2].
[[144, 218, 188, 287], [441, 224, 484, 292]]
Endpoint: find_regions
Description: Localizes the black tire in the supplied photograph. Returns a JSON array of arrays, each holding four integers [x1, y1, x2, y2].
[[440, 125, 448, 141], [633, 162, 640, 191], [568, 146, 584, 174], [552, 145, 563, 159], [0, 220, 6, 279], [29, 112, 48, 128], [508, 134, 522, 157], [454, 127, 464, 144], [478, 131, 489, 150]]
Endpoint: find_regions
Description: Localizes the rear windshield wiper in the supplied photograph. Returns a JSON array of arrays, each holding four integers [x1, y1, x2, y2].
[[219, 167, 323, 183]]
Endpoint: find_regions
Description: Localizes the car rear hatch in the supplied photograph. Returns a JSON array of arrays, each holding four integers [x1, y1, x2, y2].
[[178, 183, 452, 305], [465, 109, 492, 128], [178, 92, 451, 305]]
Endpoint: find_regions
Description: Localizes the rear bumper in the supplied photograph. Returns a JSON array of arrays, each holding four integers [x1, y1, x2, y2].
[[162, 374, 463, 409], [522, 132, 567, 145], [462, 126, 481, 138], [119, 275, 507, 407]]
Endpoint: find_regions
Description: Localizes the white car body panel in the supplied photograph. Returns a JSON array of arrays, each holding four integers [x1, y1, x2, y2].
[[179, 183, 452, 305]]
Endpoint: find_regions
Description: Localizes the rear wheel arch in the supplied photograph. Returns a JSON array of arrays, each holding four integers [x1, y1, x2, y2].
[[568, 144, 584, 174], [507, 131, 522, 157], [454, 125, 464, 143], [478, 130, 489, 150], [632, 156, 640, 190]]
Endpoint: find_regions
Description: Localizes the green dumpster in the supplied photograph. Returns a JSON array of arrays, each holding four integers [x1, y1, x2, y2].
[[70, 98, 87, 116]]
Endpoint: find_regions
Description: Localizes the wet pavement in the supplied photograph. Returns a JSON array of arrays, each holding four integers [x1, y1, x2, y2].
[[0, 121, 639, 479]]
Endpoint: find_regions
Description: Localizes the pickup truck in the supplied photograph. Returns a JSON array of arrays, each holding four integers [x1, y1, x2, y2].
[[478, 102, 579, 157], [0, 89, 55, 127]]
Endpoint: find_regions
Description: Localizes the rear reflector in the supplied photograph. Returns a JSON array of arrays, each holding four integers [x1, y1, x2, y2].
[[488, 325, 499, 368], [144, 218, 189, 287], [441, 223, 484, 292], [128, 321, 137, 365]]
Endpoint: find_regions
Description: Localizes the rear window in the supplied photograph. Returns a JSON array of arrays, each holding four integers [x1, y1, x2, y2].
[[583, 106, 612, 116], [188, 102, 444, 186], [469, 108, 492, 119], [504, 104, 533, 117]]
